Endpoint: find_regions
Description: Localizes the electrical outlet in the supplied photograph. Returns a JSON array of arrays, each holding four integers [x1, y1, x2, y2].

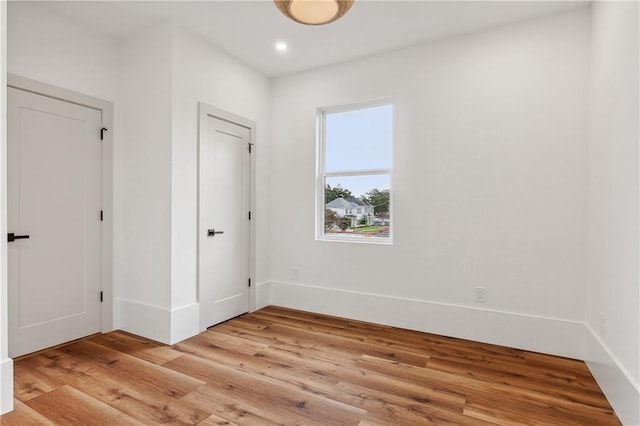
[[475, 287, 486, 303], [291, 267, 300, 281]]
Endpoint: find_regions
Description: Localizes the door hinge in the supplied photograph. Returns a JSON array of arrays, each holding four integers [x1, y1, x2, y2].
[[248, 143, 254, 154], [248, 211, 251, 220], [100, 291, 104, 302], [248, 278, 251, 288], [100, 210, 104, 221], [100, 127, 108, 140]]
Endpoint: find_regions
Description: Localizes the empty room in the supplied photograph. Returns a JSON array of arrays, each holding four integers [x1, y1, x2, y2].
[[0, 0, 638, 424]]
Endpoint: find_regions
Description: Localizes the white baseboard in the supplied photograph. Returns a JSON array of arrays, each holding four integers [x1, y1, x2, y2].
[[254, 281, 272, 310], [584, 325, 640, 426], [0, 357, 13, 414], [117, 298, 171, 344], [117, 298, 201, 345], [268, 281, 584, 359], [170, 303, 200, 344]]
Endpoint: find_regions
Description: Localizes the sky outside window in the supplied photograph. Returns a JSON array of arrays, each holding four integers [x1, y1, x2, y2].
[[325, 104, 392, 197]]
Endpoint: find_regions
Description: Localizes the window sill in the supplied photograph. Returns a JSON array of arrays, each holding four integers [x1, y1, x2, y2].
[[316, 234, 393, 245]]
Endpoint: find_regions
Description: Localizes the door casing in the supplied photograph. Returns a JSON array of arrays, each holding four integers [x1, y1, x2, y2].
[[197, 102, 256, 331]]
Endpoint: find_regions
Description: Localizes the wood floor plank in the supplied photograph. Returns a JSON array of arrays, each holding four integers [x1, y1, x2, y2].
[[61, 339, 205, 398], [25, 385, 142, 425], [0, 399, 56, 426], [251, 346, 467, 412], [188, 330, 270, 355], [358, 354, 620, 425], [198, 413, 241, 426], [462, 390, 615, 426], [172, 339, 341, 397], [521, 351, 608, 392], [249, 310, 371, 342], [425, 350, 580, 384], [2, 305, 621, 425], [17, 344, 211, 424], [132, 345, 184, 366], [261, 321, 432, 367], [427, 356, 611, 408], [366, 333, 531, 369], [87, 330, 163, 355], [180, 384, 284, 426], [166, 353, 365, 425], [216, 320, 430, 367], [332, 380, 478, 425], [13, 360, 65, 402]]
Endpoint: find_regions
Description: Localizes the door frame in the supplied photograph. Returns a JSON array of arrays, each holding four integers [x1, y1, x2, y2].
[[197, 102, 256, 330], [6, 74, 114, 335]]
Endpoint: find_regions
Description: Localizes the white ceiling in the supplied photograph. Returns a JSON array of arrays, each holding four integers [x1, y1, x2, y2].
[[31, 0, 589, 77]]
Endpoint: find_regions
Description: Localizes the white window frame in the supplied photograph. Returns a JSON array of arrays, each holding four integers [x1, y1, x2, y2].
[[316, 98, 393, 244]]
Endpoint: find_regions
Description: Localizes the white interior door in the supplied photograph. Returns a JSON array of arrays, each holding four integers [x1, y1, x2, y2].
[[8, 87, 102, 358], [199, 114, 251, 329]]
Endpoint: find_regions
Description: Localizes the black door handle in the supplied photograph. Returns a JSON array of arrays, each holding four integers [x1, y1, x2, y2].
[[8, 233, 30, 242], [207, 229, 224, 237]]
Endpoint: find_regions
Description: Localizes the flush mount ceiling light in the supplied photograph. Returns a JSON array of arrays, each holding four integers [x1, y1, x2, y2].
[[274, 0, 354, 26]]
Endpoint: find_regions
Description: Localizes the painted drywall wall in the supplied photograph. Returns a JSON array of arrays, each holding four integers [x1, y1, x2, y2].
[[268, 8, 591, 357], [6, 3, 118, 102], [114, 23, 173, 342], [157, 27, 272, 341], [0, 0, 11, 415], [170, 28, 271, 313], [586, 2, 639, 424], [116, 24, 272, 343]]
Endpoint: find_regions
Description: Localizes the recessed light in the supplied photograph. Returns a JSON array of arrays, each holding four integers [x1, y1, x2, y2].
[[275, 42, 288, 52]]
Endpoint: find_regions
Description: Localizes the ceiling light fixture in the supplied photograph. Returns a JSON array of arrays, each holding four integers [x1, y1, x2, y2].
[[275, 42, 288, 52], [274, 0, 354, 26]]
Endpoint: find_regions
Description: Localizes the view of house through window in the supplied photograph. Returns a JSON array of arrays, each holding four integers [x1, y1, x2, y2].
[[318, 101, 393, 241]]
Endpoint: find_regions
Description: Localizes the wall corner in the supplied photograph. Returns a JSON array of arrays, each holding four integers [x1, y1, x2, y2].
[[0, 358, 13, 414]]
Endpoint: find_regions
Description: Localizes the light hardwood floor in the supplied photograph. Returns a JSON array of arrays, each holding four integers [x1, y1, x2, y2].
[[1, 306, 620, 425]]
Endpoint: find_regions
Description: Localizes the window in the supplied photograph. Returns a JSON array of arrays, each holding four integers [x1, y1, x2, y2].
[[317, 100, 393, 242]]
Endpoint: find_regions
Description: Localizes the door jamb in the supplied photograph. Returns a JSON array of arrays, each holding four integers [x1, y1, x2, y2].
[[7, 74, 115, 334], [197, 102, 256, 329]]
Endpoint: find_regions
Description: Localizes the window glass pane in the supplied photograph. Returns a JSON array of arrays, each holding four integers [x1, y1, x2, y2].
[[325, 104, 393, 172], [324, 175, 391, 238]]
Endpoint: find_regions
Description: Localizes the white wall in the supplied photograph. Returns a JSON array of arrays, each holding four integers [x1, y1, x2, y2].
[[7, 3, 118, 102], [115, 23, 272, 344], [169, 27, 271, 341], [114, 23, 174, 342], [116, 23, 272, 344], [268, 8, 591, 358], [586, 2, 639, 424], [0, 0, 11, 415]]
